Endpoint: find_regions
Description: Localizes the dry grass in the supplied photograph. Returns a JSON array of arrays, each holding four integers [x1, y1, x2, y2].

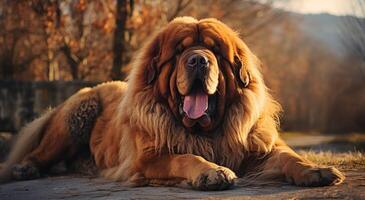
[[299, 150, 365, 170], [280, 131, 321, 138], [282, 132, 365, 170]]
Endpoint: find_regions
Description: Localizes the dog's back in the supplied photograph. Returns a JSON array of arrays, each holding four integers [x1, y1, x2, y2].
[[0, 81, 128, 182]]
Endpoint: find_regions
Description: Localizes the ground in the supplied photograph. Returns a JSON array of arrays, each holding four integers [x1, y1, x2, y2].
[[1, 170, 364, 200], [0, 133, 365, 200]]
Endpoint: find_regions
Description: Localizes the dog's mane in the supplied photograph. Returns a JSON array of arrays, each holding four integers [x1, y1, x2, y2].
[[111, 17, 281, 173], [118, 55, 280, 172]]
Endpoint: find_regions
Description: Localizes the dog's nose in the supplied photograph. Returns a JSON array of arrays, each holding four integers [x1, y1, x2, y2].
[[187, 54, 209, 70]]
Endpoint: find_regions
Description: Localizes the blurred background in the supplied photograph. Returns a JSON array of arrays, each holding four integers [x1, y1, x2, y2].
[[0, 0, 364, 158]]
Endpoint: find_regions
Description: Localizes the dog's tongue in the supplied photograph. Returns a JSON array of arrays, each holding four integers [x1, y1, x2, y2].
[[183, 90, 208, 119]]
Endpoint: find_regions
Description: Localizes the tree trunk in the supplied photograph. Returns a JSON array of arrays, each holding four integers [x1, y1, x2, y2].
[[61, 45, 79, 80], [111, 0, 128, 80]]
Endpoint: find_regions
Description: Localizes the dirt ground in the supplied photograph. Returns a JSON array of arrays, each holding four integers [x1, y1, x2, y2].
[[0, 133, 364, 200], [0, 170, 364, 200]]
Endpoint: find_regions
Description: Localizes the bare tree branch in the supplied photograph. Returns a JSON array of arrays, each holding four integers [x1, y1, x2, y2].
[[167, 0, 192, 21]]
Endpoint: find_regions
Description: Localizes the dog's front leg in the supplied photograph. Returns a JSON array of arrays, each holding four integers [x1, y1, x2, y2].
[[262, 139, 345, 186], [132, 153, 237, 190]]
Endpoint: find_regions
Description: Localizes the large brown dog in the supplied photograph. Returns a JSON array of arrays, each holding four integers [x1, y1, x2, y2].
[[0, 17, 344, 190]]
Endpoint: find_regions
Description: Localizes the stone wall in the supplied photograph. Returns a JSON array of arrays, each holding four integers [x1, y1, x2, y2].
[[0, 81, 99, 132]]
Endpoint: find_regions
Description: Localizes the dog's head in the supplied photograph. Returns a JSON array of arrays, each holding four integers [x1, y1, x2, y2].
[[134, 17, 263, 134]]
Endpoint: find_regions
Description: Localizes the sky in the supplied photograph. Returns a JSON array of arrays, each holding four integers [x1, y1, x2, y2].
[[274, 0, 365, 17]]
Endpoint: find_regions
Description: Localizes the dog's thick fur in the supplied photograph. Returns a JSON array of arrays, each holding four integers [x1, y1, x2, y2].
[[0, 17, 344, 190]]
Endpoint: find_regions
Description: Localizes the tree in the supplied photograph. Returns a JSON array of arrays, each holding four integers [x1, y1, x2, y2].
[[111, 0, 131, 80], [340, 0, 365, 79], [0, 1, 46, 80]]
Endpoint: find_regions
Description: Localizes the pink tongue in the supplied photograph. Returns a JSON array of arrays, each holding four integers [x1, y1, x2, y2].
[[183, 90, 208, 119]]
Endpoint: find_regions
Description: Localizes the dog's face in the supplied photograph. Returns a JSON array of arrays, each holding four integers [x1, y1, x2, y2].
[[143, 17, 255, 134]]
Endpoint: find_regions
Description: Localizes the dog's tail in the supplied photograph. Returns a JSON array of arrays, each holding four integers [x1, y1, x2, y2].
[[0, 108, 56, 182]]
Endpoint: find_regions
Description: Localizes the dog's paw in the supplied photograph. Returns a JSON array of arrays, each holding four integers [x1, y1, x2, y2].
[[192, 167, 237, 191], [12, 164, 40, 180], [289, 166, 345, 187]]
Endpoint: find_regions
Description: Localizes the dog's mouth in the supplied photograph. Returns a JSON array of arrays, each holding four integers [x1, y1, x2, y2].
[[178, 81, 217, 129]]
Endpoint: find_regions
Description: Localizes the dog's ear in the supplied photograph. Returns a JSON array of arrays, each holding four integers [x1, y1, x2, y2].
[[234, 55, 250, 88], [145, 35, 162, 85], [147, 57, 158, 85]]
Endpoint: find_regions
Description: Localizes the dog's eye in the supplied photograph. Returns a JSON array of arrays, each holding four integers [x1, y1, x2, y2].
[[213, 46, 220, 54], [211, 47, 222, 59], [175, 44, 184, 54]]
